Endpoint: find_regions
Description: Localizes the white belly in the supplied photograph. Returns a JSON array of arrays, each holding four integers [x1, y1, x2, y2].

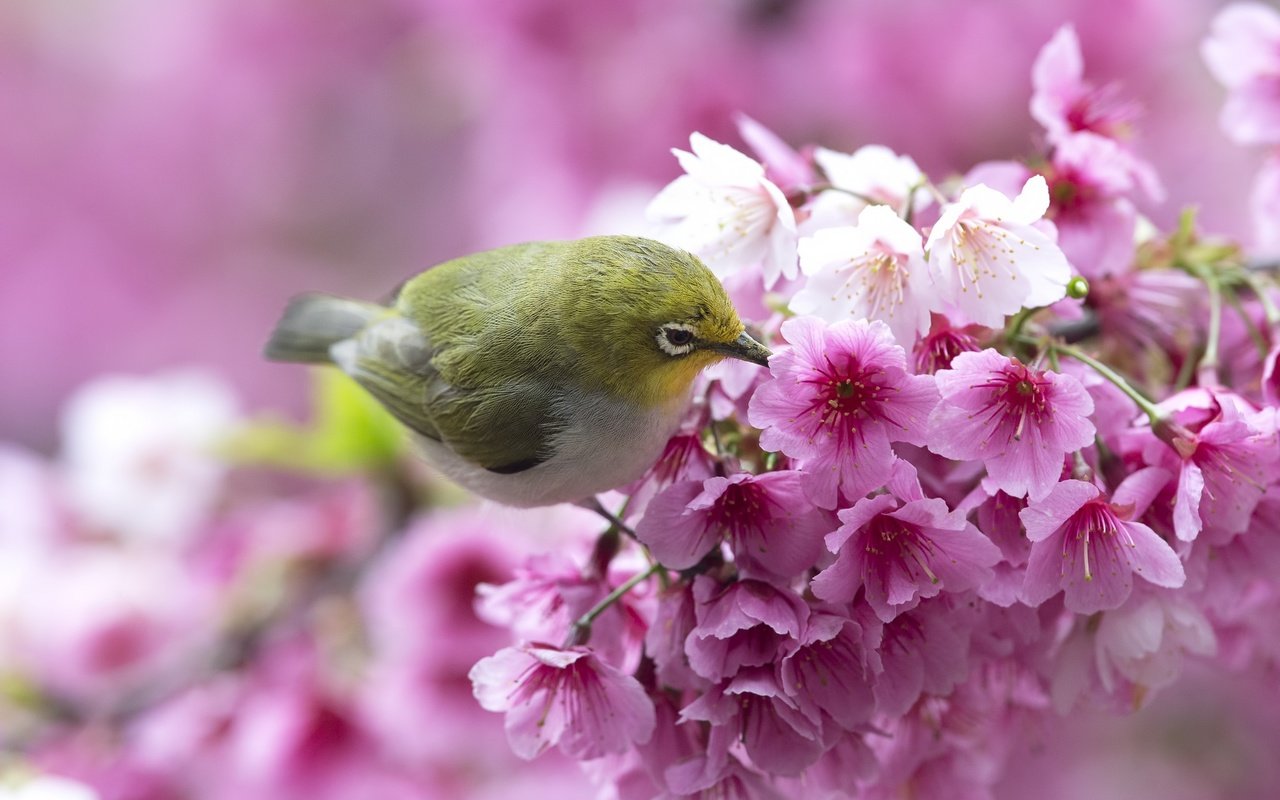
[[413, 389, 690, 508]]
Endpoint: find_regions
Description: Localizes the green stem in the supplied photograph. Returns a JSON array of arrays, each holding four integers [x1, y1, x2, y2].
[[1198, 272, 1223, 386], [1241, 270, 1280, 327], [900, 180, 924, 226], [1225, 287, 1270, 358], [566, 563, 661, 647], [1051, 342, 1163, 425], [1006, 306, 1037, 345]]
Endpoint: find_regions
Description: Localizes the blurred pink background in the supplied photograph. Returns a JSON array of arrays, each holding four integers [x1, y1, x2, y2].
[[0, 0, 1255, 451]]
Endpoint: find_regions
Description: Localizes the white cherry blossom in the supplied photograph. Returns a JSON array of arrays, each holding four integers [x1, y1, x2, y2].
[[647, 132, 798, 288], [814, 144, 930, 213], [61, 371, 239, 542], [791, 204, 937, 345], [925, 175, 1071, 328]]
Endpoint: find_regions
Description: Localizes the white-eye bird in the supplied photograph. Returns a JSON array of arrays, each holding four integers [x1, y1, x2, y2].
[[264, 235, 772, 507]]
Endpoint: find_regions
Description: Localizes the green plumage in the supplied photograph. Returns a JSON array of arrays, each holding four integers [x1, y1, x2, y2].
[[264, 236, 747, 479]]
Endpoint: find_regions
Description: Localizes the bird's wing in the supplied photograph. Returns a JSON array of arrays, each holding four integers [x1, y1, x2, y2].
[[331, 314, 559, 474]]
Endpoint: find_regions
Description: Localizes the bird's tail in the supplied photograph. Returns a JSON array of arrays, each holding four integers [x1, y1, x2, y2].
[[263, 292, 386, 364]]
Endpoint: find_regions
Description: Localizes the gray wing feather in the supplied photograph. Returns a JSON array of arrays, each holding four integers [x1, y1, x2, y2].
[[332, 314, 559, 472]]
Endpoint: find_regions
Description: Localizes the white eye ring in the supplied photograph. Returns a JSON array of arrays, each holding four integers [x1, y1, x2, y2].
[[657, 323, 697, 356]]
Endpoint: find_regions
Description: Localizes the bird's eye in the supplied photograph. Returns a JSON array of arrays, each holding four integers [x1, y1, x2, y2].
[[656, 324, 697, 356], [666, 328, 694, 346]]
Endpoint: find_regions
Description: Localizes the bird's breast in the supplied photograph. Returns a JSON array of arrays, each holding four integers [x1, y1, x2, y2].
[[414, 386, 691, 508]]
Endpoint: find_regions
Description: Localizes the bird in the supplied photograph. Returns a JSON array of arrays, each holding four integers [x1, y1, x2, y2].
[[264, 235, 772, 507]]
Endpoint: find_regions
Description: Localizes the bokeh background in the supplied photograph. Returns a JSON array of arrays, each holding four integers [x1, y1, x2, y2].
[[4, 0, 1279, 798]]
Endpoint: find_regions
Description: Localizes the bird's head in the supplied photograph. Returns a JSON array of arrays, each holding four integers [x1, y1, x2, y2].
[[562, 237, 772, 406]]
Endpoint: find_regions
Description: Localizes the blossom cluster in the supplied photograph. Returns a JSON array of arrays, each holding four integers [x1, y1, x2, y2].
[[467, 17, 1280, 798]]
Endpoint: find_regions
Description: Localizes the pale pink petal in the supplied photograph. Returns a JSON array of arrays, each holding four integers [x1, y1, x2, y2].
[[1203, 4, 1280, 87], [810, 547, 864, 606], [1061, 528, 1133, 615], [1123, 521, 1185, 589], [636, 480, 720, 569], [920, 522, 1002, 591], [1110, 466, 1173, 518], [1020, 480, 1099, 541], [1020, 529, 1067, 607], [1173, 461, 1205, 542]]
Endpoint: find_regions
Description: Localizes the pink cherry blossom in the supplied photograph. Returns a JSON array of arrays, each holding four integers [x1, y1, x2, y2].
[[778, 612, 877, 731], [813, 144, 929, 212], [748, 316, 939, 508], [678, 667, 824, 778], [1202, 3, 1280, 145], [684, 576, 808, 682], [5, 546, 213, 704], [1089, 267, 1205, 356], [1050, 588, 1216, 714], [648, 133, 798, 288], [663, 754, 785, 800], [735, 114, 814, 194], [1133, 390, 1280, 542], [1094, 589, 1216, 697], [645, 582, 705, 693], [357, 508, 518, 764], [470, 644, 656, 761], [973, 489, 1032, 607], [911, 315, 982, 375], [1045, 132, 1154, 279], [476, 550, 651, 673], [475, 552, 597, 645], [635, 470, 833, 580], [811, 492, 1000, 622], [1020, 469, 1185, 614], [925, 176, 1073, 327], [873, 600, 974, 717], [792, 204, 938, 345], [1032, 24, 1142, 142], [928, 349, 1095, 501]]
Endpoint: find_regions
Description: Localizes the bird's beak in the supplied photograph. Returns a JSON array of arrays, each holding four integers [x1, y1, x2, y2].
[[716, 331, 773, 367]]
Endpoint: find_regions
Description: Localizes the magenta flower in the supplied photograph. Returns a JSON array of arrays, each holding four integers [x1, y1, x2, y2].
[[1135, 389, 1280, 542], [636, 471, 834, 579], [912, 315, 981, 375], [475, 553, 598, 645], [678, 667, 824, 778], [684, 577, 809, 682], [476, 551, 650, 673], [1045, 132, 1152, 279], [645, 583, 704, 693], [1020, 469, 1185, 614], [811, 492, 1000, 622], [470, 644, 655, 761], [748, 317, 939, 509], [873, 599, 973, 717], [778, 613, 877, 731], [626, 431, 718, 516], [1031, 24, 1142, 142], [928, 349, 1095, 501], [973, 489, 1033, 607]]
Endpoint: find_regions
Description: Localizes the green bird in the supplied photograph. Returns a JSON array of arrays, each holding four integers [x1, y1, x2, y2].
[[264, 235, 772, 507]]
